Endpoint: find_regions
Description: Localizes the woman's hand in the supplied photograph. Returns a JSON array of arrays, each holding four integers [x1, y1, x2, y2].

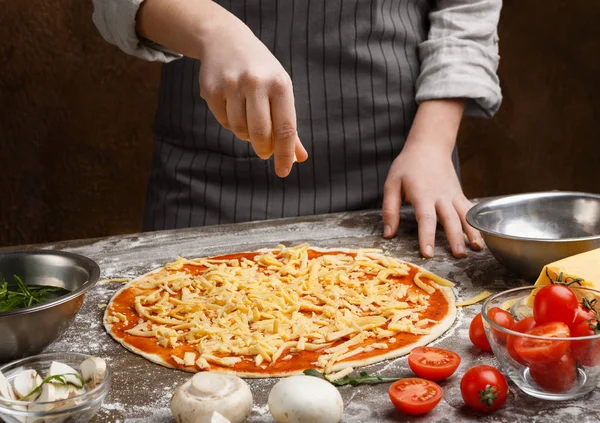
[[137, 0, 307, 178], [197, 6, 308, 177], [381, 99, 484, 258]]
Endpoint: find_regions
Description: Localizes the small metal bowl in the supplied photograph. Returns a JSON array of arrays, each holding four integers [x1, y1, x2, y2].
[[467, 191, 600, 280], [0, 251, 100, 363]]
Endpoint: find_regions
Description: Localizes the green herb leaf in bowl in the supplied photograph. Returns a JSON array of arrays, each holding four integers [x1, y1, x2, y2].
[[0, 275, 70, 312]]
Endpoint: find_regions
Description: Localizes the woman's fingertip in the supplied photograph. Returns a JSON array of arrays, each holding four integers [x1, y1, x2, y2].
[[471, 238, 485, 251], [383, 225, 392, 238], [423, 245, 434, 258]]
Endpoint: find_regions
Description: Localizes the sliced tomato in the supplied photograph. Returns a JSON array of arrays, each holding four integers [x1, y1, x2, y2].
[[571, 319, 600, 367], [529, 352, 577, 393], [388, 378, 443, 415], [408, 347, 461, 381], [469, 313, 492, 351], [460, 365, 508, 413], [513, 322, 571, 364], [533, 284, 578, 326], [487, 307, 515, 343], [506, 317, 537, 365]]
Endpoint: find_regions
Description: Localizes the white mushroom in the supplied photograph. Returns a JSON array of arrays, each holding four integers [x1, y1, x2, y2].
[[38, 381, 58, 402], [203, 411, 232, 423], [27, 383, 73, 423], [0, 370, 16, 400], [48, 362, 82, 388], [80, 357, 107, 390], [268, 375, 343, 423], [170, 372, 253, 423], [47, 362, 85, 399], [13, 369, 42, 401]]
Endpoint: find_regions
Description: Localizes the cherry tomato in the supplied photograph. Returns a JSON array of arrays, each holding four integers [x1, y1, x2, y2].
[[487, 307, 515, 343], [506, 317, 537, 365], [388, 378, 443, 415], [513, 322, 571, 364], [571, 319, 600, 367], [572, 302, 597, 328], [529, 352, 577, 393], [533, 284, 578, 326], [469, 313, 491, 351], [460, 365, 508, 413], [408, 347, 461, 381]]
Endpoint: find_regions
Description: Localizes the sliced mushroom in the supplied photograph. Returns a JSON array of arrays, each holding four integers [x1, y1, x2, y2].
[[38, 381, 58, 402], [47, 361, 85, 399], [170, 372, 253, 423], [27, 383, 71, 423], [13, 369, 42, 401], [0, 370, 16, 400], [80, 357, 106, 390], [48, 362, 82, 388], [10, 405, 30, 423]]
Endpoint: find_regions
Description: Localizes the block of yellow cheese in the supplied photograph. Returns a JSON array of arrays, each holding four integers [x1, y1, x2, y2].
[[526, 248, 600, 306], [533, 248, 600, 287]]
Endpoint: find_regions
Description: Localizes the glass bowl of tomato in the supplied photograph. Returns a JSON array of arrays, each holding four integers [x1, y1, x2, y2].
[[481, 285, 600, 400]]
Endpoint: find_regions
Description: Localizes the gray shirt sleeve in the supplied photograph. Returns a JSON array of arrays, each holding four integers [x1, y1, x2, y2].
[[415, 0, 503, 117], [92, 0, 182, 62]]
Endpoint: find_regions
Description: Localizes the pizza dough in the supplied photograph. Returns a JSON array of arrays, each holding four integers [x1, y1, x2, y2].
[[104, 244, 457, 378]]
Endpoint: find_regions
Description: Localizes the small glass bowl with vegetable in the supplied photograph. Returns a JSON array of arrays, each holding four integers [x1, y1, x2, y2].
[[0, 352, 111, 423], [481, 285, 600, 400]]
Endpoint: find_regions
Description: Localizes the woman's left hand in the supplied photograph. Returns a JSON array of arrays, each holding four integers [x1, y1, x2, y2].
[[381, 99, 484, 258]]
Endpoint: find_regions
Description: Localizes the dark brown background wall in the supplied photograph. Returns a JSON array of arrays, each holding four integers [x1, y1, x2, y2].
[[0, 1, 598, 247]]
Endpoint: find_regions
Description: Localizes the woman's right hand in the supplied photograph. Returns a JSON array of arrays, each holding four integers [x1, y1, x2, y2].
[[197, 4, 308, 177]]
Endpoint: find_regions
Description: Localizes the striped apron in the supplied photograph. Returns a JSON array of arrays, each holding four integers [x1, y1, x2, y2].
[[143, 0, 458, 231]]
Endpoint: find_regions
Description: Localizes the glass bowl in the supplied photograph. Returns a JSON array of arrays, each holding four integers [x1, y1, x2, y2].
[[0, 352, 111, 423], [482, 286, 600, 400], [481, 286, 600, 401]]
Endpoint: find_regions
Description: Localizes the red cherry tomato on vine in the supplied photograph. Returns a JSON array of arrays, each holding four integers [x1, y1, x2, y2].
[[460, 365, 508, 413], [533, 284, 578, 326], [571, 319, 600, 367], [529, 352, 577, 393], [408, 347, 461, 381], [572, 303, 597, 328], [487, 307, 515, 343], [506, 316, 537, 365]]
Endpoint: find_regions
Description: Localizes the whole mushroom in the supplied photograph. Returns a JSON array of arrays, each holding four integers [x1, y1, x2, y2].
[[170, 372, 253, 423], [268, 375, 343, 423]]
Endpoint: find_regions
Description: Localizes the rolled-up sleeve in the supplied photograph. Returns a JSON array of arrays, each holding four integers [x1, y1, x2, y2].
[[92, 0, 182, 62], [416, 0, 503, 117]]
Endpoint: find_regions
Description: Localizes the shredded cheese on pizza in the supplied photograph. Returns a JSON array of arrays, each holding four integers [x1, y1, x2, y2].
[[109, 244, 453, 374]]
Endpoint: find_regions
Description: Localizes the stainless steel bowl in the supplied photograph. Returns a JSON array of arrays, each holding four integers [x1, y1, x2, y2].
[[0, 250, 100, 363], [467, 191, 600, 281]]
